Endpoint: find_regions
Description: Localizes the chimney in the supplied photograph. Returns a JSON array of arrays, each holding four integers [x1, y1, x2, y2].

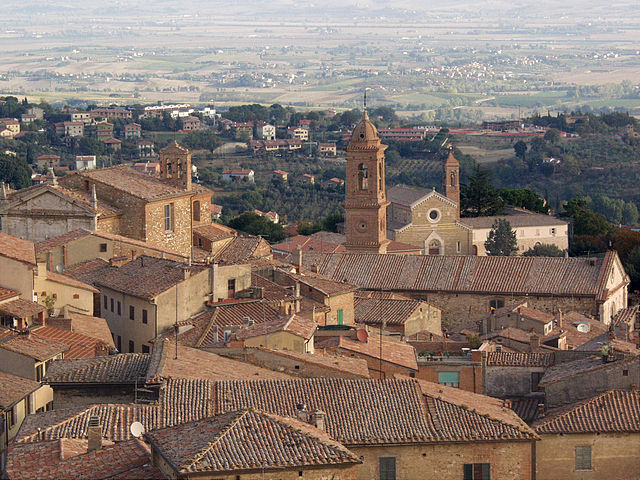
[[530, 333, 540, 352], [87, 416, 102, 452], [631, 384, 637, 392], [295, 402, 308, 423], [502, 399, 512, 409], [182, 265, 191, 280], [557, 309, 563, 329], [0, 181, 6, 200], [311, 410, 326, 431], [90, 184, 97, 210], [537, 403, 545, 418], [295, 248, 303, 272]]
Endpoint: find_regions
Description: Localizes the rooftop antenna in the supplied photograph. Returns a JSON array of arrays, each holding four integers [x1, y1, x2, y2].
[[363, 89, 367, 112]]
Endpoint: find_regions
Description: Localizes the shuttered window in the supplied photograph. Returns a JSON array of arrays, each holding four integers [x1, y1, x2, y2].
[[379, 457, 396, 480], [575, 446, 592, 471]]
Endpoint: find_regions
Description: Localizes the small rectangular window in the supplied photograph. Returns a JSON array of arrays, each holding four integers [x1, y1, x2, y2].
[[129, 340, 134, 353], [457, 241, 461, 253], [464, 463, 491, 480], [103, 296, 108, 309], [99, 243, 107, 252], [117, 301, 121, 316], [489, 299, 504, 310], [142, 344, 150, 353], [164, 203, 175, 231], [575, 446, 592, 471], [129, 305, 135, 320], [227, 278, 236, 297], [551, 227, 556, 235], [438, 371, 460, 388], [110, 298, 114, 312], [142, 309, 148, 324], [379, 457, 396, 480], [337, 309, 344, 325]]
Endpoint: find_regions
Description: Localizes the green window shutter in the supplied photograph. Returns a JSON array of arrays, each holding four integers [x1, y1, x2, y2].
[[438, 371, 460, 384], [337, 309, 343, 325]]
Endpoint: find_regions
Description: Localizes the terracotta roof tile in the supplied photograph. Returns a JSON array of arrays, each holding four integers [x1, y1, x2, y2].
[[255, 347, 371, 378], [6, 438, 158, 480], [0, 232, 36, 265], [35, 229, 92, 255], [414, 378, 538, 441], [212, 236, 269, 265], [539, 355, 639, 386], [193, 223, 237, 242], [0, 371, 41, 409], [32, 325, 109, 358], [534, 390, 640, 434], [0, 298, 45, 317], [44, 353, 151, 384], [354, 295, 428, 326], [95, 255, 206, 300], [486, 352, 553, 367], [517, 306, 555, 324], [250, 273, 296, 302], [0, 333, 69, 360], [145, 409, 360, 475], [0, 287, 20, 302], [63, 258, 115, 286], [63, 165, 211, 201], [215, 378, 432, 445], [281, 270, 359, 297], [46, 270, 100, 293], [317, 332, 418, 370], [233, 315, 316, 341], [66, 312, 116, 349], [298, 251, 623, 298]]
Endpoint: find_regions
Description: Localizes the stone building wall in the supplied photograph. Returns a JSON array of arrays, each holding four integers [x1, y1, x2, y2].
[[145, 197, 192, 257], [351, 441, 533, 480], [416, 362, 483, 393], [536, 432, 640, 480], [485, 365, 547, 397]]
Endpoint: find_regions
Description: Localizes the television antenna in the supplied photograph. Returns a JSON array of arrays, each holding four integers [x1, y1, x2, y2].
[[55, 263, 66, 274]]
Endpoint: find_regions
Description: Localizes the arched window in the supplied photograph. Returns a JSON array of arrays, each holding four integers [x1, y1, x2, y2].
[[450, 171, 456, 187], [193, 200, 201, 222], [177, 161, 182, 178], [357, 163, 368, 191], [167, 162, 172, 176], [428, 239, 441, 255]]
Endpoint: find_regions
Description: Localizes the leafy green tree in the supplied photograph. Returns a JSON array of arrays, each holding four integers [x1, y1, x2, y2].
[[78, 137, 105, 156], [484, 219, 518, 256], [498, 188, 549, 214], [544, 128, 561, 144], [513, 140, 527, 159], [523, 243, 565, 257], [461, 166, 504, 217], [228, 212, 285, 242], [0, 153, 31, 189], [622, 202, 639, 226], [560, 198, 611, 236]]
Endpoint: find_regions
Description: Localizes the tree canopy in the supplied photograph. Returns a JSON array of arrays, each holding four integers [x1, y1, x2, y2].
[[484, 219, 518, 256], [461, 166, 504, 217], [0, 153, 32, 189], [228, 212, 286, 242], [560, 198, 611, 236], [522, 243, 565, 257]]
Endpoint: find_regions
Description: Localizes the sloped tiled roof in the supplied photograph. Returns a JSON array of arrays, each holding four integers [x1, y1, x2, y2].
[[66, 313, 116, 349], [212, 236, 269, 265], [64, 165, 211, 201], [461, 213, 567, 229], [0, 232, 36, 265], [0, 333, 69, 361], [44, 353, 151, 384], [317, 332, 418, 370], [215, 378, 432, 446], [0, 298, 45, 317], [534, 390, 640, 434], [233, 315, 316, 341], [32, 326, 109, 358], [5, 438, 159, 480], [486, 352, 553, 367], [95, 256, 206, 300], [193, 223, 236, 242], [63, 258, 115, 286], [415, 379, 538, 442], [145, 409, 360, 475], [0, 287, 20, 302], [251, 273, 296, 302], [281, 270, 359, 297], [518, 306, 555, 324], [298, 251, 622, 298], [256, 347, 371, 378], [387, 184, 432, 207], [539, 355, 639, 386], [354, 294, 425, 326], [0, 371, 41, 409], [46, 270, 100, 293], [35, 229, 92, 255]]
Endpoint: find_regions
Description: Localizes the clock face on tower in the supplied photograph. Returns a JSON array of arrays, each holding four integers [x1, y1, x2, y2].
[[356, 220, 368, 233]]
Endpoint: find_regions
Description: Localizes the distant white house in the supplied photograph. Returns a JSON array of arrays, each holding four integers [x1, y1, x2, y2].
[[222, 169, 255, 183], [75, 155, 96, 170], [259, 123, 276, 140], [200, 106, 217, 119]]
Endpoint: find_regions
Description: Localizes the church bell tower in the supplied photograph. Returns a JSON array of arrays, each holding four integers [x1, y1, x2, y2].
[[443, 149, 460, 219], [159, 141, 192, 191], [344, 108, 390, 254]]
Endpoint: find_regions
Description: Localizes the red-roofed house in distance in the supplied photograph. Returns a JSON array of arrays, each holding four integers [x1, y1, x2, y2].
[[222, 169, 254, 183]]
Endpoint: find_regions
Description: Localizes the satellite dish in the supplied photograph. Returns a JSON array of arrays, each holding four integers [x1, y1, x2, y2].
[[576, 323, 590, 333], [130, 421, 145, 438], [55, 263, 66, 274], [356, 328, 369, 343]]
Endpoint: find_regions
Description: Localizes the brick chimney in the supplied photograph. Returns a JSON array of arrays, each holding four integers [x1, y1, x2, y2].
[[537, 403, 545, 418], [557, 309, 563, 329], [0, 181, 7, 200], [295, 248, 303, 272], [87, 416, 102, 452]]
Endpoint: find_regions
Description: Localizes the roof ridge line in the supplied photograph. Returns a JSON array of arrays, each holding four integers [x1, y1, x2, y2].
[[185, 410, 250, 471], [196, 309, 219, 348], [535, 389, 617, 430]]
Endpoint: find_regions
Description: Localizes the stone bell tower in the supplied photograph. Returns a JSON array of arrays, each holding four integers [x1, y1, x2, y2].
[[159, 141, 192, 191], [344, 109, 390, 254], [443, 148, 460, 219]]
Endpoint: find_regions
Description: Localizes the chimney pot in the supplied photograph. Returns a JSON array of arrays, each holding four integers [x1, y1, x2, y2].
[[295, 402, 308, 422], [312, 409, 326, 431], [537, 403, 545, 418]]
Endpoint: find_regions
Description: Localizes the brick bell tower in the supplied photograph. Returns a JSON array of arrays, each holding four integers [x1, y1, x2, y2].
[[344, 109, 390, 254], [159, 141, 192, 191], [443, 148, 460, 219]]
